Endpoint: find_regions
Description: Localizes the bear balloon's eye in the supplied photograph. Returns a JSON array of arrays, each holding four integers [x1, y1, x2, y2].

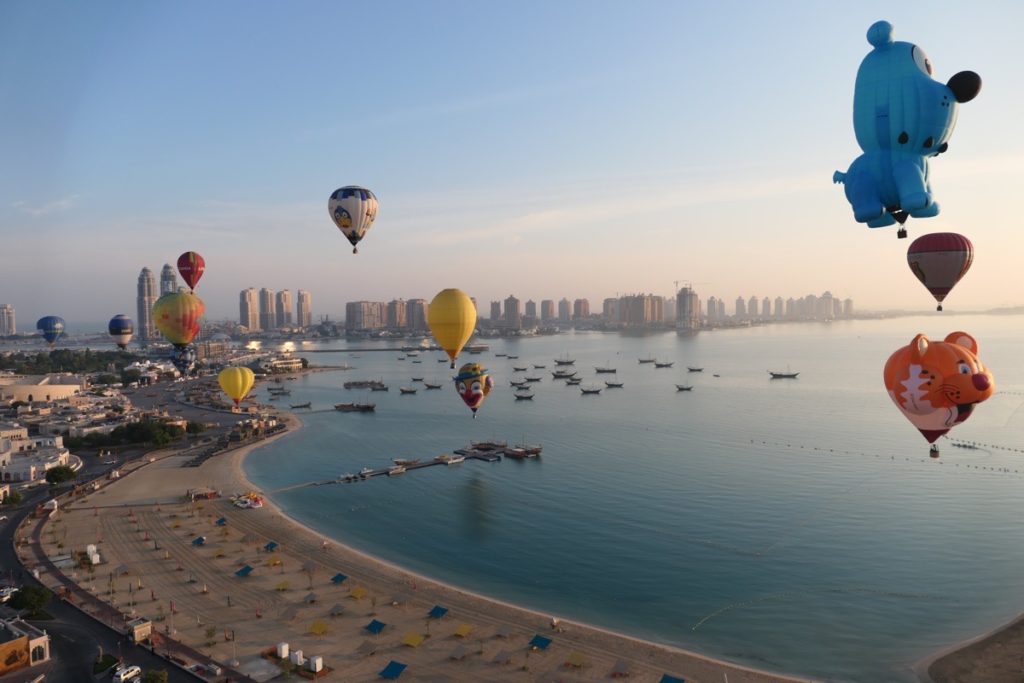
[[912, 46, 933, 76], [958, 362, 971, 375]]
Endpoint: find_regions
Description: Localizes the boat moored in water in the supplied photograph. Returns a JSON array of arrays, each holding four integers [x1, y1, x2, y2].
[[335, 402, 376, 412], [604, 381, 624, 388], [768, 370, 800, 379], [654, 361, 674, 368], [675, 384, 693, 391], [687, 366, 704, 372], [399, 387, 417, 394]]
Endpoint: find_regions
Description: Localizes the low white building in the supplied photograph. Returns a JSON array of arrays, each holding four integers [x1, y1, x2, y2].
[[0, 424, 71, 483], [0, 374, 86, 403]]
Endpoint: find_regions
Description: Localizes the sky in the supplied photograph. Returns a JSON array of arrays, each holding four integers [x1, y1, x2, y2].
[[2, 0, 1023, 327]]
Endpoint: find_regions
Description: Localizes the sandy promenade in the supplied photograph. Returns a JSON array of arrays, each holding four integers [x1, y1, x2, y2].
[[45, 415, 819, 682]]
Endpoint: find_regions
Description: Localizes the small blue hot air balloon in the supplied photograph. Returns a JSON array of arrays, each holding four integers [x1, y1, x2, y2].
[[108, 314, 134, 350], [36, 316, 65, 348], [169, 344, 197, 376]]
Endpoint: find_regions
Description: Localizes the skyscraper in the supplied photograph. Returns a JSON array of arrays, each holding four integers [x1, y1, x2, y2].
[[137, 267, 157, 342], [0, 304, 14, 335], [239, 288, 259, 331], [159, 264, 178, 296], [540, 300, 555, 322], [676, 286, 700, 332], [557, 298, 571, 322], [524, 300, 537, 319], [276, 290, 294, 327], [259, 288, 276, 331], [734, 296, 746, 319], [387, 299, 407, 329], [406, 299, 427, 331], [573, 298, 590, 320], [490, 301, 502, 321], [297, 290, 313, 327], [748, 296, 759, 318], [503, 295, 521, 330]]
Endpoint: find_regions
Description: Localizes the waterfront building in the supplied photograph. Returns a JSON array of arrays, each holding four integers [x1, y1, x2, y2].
[[664, 297, 676, 323], [239, 288, 259, 331], [775, 296, 784, 319], [717, 298, 726, 319], [0, 374, 86, 404], [136, 267, 157, 342], [786, 297, 796, 319], [275, 290, 294, 327], [407, 299, 428, 331], [490, 301, 502, 321], [0, 304, 14, 335], [504, 295, 521, 330], [259, 288, 276, 331], [345, 301, 385, 331], [524, 300, 537, 319], [676, 286, 701, 332], [0, 617, 51, 674], [706, 296, 718, 322], [820, 291, 835, 320], [763, 297, 771, 319], [573, 298, 590, 321], [387, 299, 407, 329], [748, 296, 759, 319], [558, 298, 571, 322], [0, 423, 71, 483], [159, 263, 178, 296], [297, 290, 313, 327], [734, 296, 746, 319], [540, 299, 555, 322], [602, 298, 619, 323], [844, 298, 854, 317]]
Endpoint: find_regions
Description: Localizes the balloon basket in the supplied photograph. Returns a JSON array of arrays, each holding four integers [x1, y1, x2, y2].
[[937, 304, 943, 311], [897, 228, 907, 239]]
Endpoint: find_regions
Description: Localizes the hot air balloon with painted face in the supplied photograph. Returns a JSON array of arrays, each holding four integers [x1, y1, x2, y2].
[[176, 252, 205, 292], [907, 232, 973, 311], [454, 363, 493, 417], [108, 315, 134, 350], [883, 331, 994, 446], [427, 289, 476, 369], [218, 367, 255, 407], [36, 316, 65, 347], [328, 186, 378, 253]]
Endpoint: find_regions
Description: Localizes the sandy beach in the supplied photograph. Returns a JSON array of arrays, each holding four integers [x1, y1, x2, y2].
[[34, 412, 822, 683]]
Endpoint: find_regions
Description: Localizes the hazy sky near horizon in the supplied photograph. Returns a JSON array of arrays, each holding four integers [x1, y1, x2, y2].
[[3, 1, 1023, 326]]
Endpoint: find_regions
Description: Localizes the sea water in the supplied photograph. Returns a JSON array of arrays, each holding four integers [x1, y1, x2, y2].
[[245, 314, 1024, 682]]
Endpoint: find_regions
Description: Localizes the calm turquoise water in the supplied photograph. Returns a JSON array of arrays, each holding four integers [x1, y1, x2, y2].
[[245, 315, 1024, 682]]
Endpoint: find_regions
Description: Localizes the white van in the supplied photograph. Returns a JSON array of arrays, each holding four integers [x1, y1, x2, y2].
[[112, 665, 141, 682]]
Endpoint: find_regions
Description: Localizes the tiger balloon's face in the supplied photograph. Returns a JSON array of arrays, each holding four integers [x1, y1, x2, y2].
[[883, 331, 995, 442]]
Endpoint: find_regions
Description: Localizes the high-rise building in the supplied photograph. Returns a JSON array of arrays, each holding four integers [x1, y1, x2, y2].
[[734, 296, 746, 319], [786, 297, 796, 319], [573, 298, 590, 321], [819, 291, 835, 320], [0, 304, 14, 335], [490, 301, 502, 321], [843, 298, 854, 317], [748, 296, 759, 318], [524, 300, 537, 319], [259, 288, 276, 331], [159, 264, 178, 296], [407, 299, 428, 331], [716, 299, 725, 320], [275, 290, 294, 327], [664, 297, 676, 323], [387, 299, 407, 329], [297, 290, 313, 328], [676, 287, 701, 332], [762, 297, 771, 318], [602, 298, 619, 323], [774, 296, 784, 319], [540, 300, 555, 322], [706, 296, 718, 322], [239, 288, 259, 331], [504, 295, 521, 330], [345, 301, 385, 331], [557, 298, 571, 322], [137, 267, 157, 342]]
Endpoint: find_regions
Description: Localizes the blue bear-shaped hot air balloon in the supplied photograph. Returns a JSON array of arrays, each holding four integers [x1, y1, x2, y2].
[[833, 20, 981, 237]]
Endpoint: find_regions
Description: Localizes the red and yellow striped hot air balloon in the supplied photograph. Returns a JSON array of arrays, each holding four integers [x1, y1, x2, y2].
[[152, 291, 205, 348]]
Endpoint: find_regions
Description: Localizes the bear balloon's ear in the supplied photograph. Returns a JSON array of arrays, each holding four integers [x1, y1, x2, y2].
[[910, 334, 929, 362], [867, 21, 894, 48], [944, 331, 979, 354], [947, 71, 982, 103]]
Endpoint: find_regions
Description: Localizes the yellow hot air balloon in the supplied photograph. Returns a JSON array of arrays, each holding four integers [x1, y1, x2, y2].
[[218, 367, 255, 407], [427, 288, 476, 369], [152, 292, 205, 347]]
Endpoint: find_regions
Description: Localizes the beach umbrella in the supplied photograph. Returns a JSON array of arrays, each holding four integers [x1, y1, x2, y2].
[[328, 186, 378, 253], [833, 20, 981, 235], [218, 367, 255, 406], [907, 232, 974, 310], [883, 331, 994, 444], [427, 288, 476, 369]]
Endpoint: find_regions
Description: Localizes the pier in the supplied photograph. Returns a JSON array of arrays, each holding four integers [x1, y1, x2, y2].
[[269, 442, 539, 493]]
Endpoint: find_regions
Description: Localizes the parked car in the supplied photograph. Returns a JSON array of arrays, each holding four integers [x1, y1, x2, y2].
[[112, 664, 141, 682]]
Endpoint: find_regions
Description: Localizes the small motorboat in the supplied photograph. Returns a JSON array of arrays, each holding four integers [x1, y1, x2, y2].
[[399, 387, 417, 395], [675, 385, 693, 392]]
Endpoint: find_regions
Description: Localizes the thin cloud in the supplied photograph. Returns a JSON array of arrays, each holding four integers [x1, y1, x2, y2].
[[13, 194, 80, 217]]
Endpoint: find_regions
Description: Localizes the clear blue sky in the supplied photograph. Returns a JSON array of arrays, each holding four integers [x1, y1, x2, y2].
[[3, 1, 1023, 327]]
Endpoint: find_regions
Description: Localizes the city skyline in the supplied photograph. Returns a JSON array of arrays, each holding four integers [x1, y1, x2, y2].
[[4, 2, 1023, 323]]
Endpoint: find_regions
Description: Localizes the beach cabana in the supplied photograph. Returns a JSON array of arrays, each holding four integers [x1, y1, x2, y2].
[[114, 564, 131, 576], [191, 536, 206, 546], [492, 649, 512, 665], [329, 603, 345, 617], [401, 632, 425, 648], [453, 623, 473, 638], [565, 651, 585, 669], [304, 592, 318, 604], [611, 659, 631, 678], [264, 541, 279, 552], [389, 593, 409, 606], [349, 586, 368, 600], [235, 565, 253, 578], [659, 675, 686, 683], [354, 639, 378, 657], [378, 660, 407, 680], [528, 634, 552, 651], [331, 572, 348, 584], [364, 619, 387, 635], [215, 517, 227, 526], [428, 605, 449, 619], [494, 625, 512, 639], [448, 645, 469, 661]]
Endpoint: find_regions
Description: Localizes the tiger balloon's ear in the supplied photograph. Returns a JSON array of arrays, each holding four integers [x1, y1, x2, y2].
[[944, 331, 979, 354], [909, 334, 930, 362]]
